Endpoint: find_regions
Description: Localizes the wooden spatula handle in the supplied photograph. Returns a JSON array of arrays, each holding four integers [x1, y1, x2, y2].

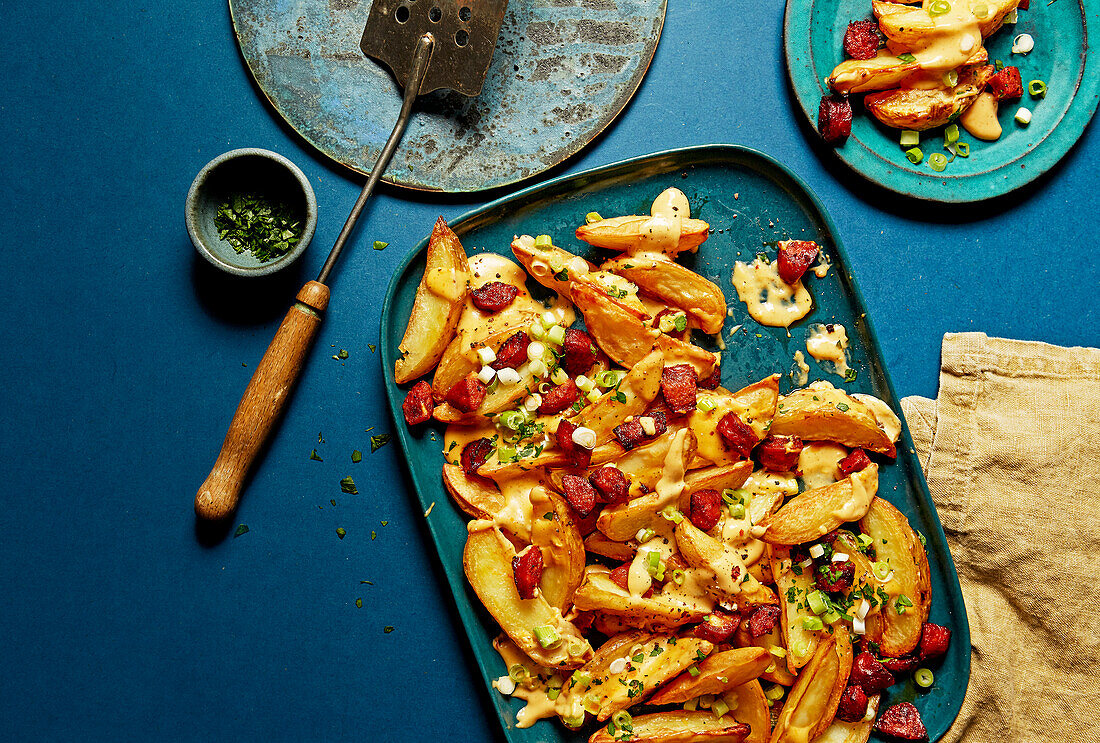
[[195, 281, 331, 520]]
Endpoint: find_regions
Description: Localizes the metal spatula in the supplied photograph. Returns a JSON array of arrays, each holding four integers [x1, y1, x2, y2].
[[195, 0, 508, 521]]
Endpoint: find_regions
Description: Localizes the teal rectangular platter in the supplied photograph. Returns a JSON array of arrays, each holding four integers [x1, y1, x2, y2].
[[380, 145, 971, 743]]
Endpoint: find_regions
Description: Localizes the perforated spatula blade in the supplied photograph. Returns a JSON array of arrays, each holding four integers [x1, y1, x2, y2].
[[361, 0, 508, 97], [194, 0, 508, 521]]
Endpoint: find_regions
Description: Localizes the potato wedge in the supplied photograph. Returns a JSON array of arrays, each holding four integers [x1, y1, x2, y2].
[[602, 254, 727, 334], [859, 497, 931, 656], [463, 523, 592, 669], [678, 461, 755, 513], [597, 429, 696, 542], [531, 485, 586, 613], [510, 234, 597, 301], [770, 383, 894, 456], [736, 622, 797, 686], [394, 217, 471, 384], [865, 65, 994, 131], [572, 570, 712, 628], [770, 545, 822, 671], [760, 465, 879, 545], [873, 0, 1020, 45], [723, 680, 771, 743], [827, 55, 920, 95], [584, 531, 638, 561], [812, 695, 879, 743], [589, 710, 750, 743], [649, 647, 771, 705], [688, 376, 781, 468], [576, 215, 711, 255], [768, 628, 853, 743], [569, 633, 713, 721], [576, 349, 666, 444], [572, 282, 660, 368], [675, 520, 777, 608]]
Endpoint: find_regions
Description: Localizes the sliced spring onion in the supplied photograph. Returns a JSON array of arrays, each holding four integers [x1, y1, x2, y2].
[[915, 668, 935, 688], [857, 533, 874, 549], [671, 568, 685, 585], [611, 710, 633, 730], [955, 142, 970, 158], [496, 445, 517, 463], [585, 388, 602, 403], [546, 325, 566, 346], [898, 52, 916, 64], [807, 590, 829, 615], [496, 675, 516, 695], [801, 616, 824, 631], [540, 311, 558, 329], [528, 359, 548, 378], [1029, 79, 1047, 97], [528, 322, 546, 341], [905, 147, 923, 164], [972, 2, 989, 18], [1012, 33, 1034, 54], [683, 697, 698, 711], [688, 666, 701, 677], [636, 527, 656, 543], [1015, 107, 1032, 125], [929, 153, 948, 172], [497, 367, 521, 386], [509, 664, 529, 683], [900, 130, 920, 147], [533, 625, 561, 649], [582, 692, 600, 714], [547, 686, 561, 700], [764, 685, 786, 702], [550, 366, 569, 385], [499, 411, 524, 430], [1005, 8, 1017, 23], [585, 211, 603, 224], [477, 366, 496, 385], [809, 544, 826, 559], [712, 698, 730, 719], [697, 396, 715, 412], [823, 610, 842, 625], [769, 645, 787, 658], [942, 69, 959, 87], [533, 234, 553, 249], [928, 0, 950, 16], [945, 124, 960, 145], [872, 560, 891, 580], [729, 503, 746, 519], [575, 374, 594, 393]]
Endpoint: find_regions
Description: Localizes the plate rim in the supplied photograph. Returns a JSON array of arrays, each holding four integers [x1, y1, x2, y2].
[[380, 143, 973, 741], [783, 0, 1100, 203]]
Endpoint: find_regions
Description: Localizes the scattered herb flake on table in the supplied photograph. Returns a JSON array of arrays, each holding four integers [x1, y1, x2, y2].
[[351, 449, 362, 463], [340, 477, 358, 494], [214, 192, 303, 263], [373, 240, 389, 251], [234, 524, 249, 537], [336, 527, 347, 539], [355, 598, 363, 609], [370, 434, 391, 453], [367, 344, 376, 353], [384, 626, 395, 633], [310, 449, 323, 461]]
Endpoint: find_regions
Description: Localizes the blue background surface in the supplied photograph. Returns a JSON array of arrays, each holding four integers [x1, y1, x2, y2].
[[1, 1, 1096, 741]]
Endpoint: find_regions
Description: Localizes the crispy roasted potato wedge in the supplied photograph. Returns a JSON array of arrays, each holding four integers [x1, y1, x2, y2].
[[572, 633, 713, 721], [531, 485, 586, 613], [463, 524, 592, 669], [602, 254, 727, 334], [584, 531, 638, 561], [865, 65, 994, 130], [812, 695, 879, 743], [770, 384, 895, 456], [675, 520, 777, 607], [394, 217, 471, 384], [597, 429, 696, 542], [859, 497, 931, 656], [442, 463, 535, 542], [576, 349, 666, 444], [736, 623, 797, 686], [572, 570, 713, 628], [770, 545, 821, 671], [827, 55, 920, 95], [649, 647, 771, 705], [723, 680, 771, 743], [873, 0, 1019, 45], [589, 711, 750, 743], [510, 235, 597, 300], [576, 215, 711, 255], [572, 282, 660, 367], [687, 376, 781, 468], [760, 465, 878, 545], [768, 628, 853, 743]]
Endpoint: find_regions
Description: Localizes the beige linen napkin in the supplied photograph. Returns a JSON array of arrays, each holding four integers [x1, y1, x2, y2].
[[901, 332, 1100, 743]]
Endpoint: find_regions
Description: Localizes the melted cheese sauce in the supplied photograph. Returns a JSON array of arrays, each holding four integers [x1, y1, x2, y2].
[[635, 187, 690, 256], [830, 465, 878, 522], [805, 323, 851, 379], [907, 2, 983, 72], [732, 258, 813, 328], [425, 266, 466, 302], [798, 442, 848, 490], [792, 350, 810, 387], [960, 91, 1002, 140]]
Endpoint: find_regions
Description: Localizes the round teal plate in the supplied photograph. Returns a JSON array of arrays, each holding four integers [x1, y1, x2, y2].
[[381, 145, 971, 742], [785, 0, 1100, 202]]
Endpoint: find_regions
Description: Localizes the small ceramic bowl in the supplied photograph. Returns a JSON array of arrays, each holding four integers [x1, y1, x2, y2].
[[186, 148, 317, 277]]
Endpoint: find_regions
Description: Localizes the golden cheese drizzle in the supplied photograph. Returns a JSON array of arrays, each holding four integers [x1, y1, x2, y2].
[[805, 323, 852, 379], [798, 442, 849, 490], [424, 264, 466, 302], [732, 258, 813, 328], [829, 465, 878, 523], [852, 393, 902, 444], [792, 350, 810, 387], [907, 1, 983, 72], [634, 187, 690, 257], [960, 90, 1002, 140]]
